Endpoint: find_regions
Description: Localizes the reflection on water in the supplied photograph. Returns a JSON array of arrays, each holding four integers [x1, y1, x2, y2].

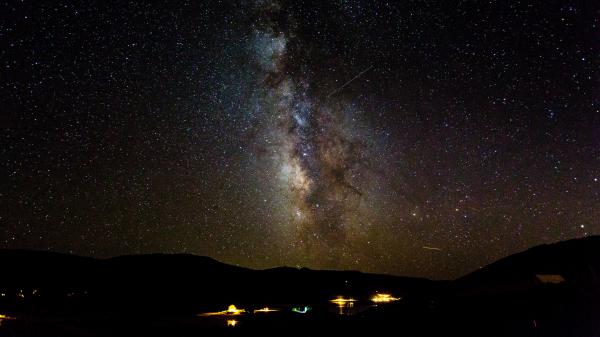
[[227, 319, 238, 327]]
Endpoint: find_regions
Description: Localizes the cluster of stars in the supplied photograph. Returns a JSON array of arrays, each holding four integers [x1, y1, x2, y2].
[[1, 0, 599, 279]]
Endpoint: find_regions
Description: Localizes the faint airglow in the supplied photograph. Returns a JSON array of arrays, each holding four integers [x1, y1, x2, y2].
[[253, 307, 279, 313], [227, 319, 238, 327], [371, 293, 401, 303]]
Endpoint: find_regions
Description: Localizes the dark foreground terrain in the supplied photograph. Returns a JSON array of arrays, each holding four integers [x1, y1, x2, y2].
[[1, 236, 599, 337]]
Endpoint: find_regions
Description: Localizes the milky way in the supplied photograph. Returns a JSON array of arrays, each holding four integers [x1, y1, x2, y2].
[[248, 1, 381, 265]]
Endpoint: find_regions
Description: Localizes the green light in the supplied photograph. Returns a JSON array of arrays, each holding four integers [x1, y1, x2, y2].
[[291, 306, 311, 314]]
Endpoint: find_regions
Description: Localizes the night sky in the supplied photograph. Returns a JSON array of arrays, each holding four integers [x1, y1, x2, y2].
[[2, 1, 599, 279]]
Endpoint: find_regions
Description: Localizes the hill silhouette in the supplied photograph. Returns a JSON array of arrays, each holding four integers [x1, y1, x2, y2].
[[456, 235, 600, 294], [0, 236, 599, 336], [0, 249, 435, 314]]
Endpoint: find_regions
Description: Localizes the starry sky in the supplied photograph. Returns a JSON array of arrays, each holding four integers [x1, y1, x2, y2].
[[2, 0, 599, 279]]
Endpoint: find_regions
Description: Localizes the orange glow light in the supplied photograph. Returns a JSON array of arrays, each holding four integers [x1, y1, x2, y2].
[[329, 296, 357, 305], [198, 304, 246, 317], [371, 293, 401, 303], [253, 307, 279, 313]]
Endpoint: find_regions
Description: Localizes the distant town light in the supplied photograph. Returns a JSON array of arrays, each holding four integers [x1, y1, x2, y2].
[[330, 296, 357, 315], [253, 307, 279, 313], [198, 304, 246, 317], [226, 304, 244, 315], [371, 293, 401, 303], [291, 306, 311, 314], [0, 314, 15, 327], [536, 274, 565, 284], [329, 296, 357, 305]]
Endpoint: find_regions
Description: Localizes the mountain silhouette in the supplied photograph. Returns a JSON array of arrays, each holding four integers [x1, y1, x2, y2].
[[0, 236, 599, 336]]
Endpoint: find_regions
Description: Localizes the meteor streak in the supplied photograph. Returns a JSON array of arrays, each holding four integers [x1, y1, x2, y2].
[[327, 65, 373, 98], [422, 246, 442, 251]]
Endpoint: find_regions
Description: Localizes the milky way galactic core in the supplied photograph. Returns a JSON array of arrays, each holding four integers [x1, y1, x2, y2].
[[248, 2, 385, 267]]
